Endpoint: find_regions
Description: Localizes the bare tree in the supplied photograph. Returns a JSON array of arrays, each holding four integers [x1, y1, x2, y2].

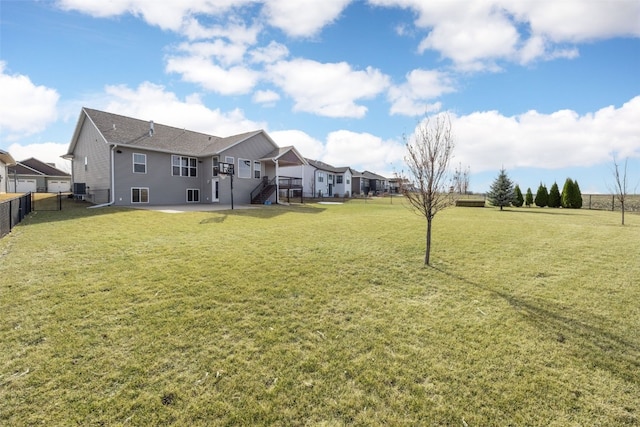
[[401, 114, 455, 265], [453, 162, 471, 194], [610, 156, 629, 225]]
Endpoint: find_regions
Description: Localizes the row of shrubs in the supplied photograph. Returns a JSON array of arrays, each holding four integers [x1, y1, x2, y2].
[[514, 178, 583, 208]]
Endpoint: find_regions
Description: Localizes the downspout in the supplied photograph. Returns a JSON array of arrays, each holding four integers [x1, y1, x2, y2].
[[313, 168, 317, 198], [89, 144, 116, 208], [272, 158, 280, 204]]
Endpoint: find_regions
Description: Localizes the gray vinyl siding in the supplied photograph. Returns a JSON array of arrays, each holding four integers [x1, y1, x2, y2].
[[113, 148, 204, 205], [72, 117, 111, 195], [111, 133, 278, 206], [214, 133, 278, 205]]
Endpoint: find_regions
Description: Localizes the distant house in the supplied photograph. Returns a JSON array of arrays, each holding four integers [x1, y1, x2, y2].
[[352, 170, 389, 196], [63, 108, 306, 206], [7, 158, 71, 193], [0, 150, 16, 194], [280, 158, 354, 198]]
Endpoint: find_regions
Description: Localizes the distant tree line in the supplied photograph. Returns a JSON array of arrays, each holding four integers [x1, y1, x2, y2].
[[488, 170, 583, 209]]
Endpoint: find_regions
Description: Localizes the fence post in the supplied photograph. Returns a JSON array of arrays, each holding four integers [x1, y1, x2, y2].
[[612, 195, 615, 211]]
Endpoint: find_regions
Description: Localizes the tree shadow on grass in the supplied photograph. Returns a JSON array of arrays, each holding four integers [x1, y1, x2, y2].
[[199, 204, 326, 224], [434, 266, 640, 385], [501, 208, 578, 216]]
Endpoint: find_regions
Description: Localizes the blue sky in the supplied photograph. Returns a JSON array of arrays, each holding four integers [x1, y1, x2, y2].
[[1, 0, 639, 193]]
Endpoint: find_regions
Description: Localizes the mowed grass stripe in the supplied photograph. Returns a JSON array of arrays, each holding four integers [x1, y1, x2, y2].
[[1, 199, 638, 425]]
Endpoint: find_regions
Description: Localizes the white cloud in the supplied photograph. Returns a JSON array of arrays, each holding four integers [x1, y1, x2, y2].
[[508, 0, 640, 43], [270, 129, 325, 159], [368, 0, 640, 68], [7, 142, 71, 172], [324, 130, 404, 174], [166, 55, 259, 95], [250, 41, 289, 64], [0, 62, 59, 140], [56, 0, 256, 34], [181, 16, 261, 43], [267, 59, 390, 118], [173, 40, 248, 67], [450, 96, 640, 173], [262, 0, 351, 37], [388, 69, 455, 116], [417, 7, 519, 70], [253, 89, 281, 105], [103, 81, 266, 136]]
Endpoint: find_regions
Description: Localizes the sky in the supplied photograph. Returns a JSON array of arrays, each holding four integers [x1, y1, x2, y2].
[[1, 0, 639, 194]]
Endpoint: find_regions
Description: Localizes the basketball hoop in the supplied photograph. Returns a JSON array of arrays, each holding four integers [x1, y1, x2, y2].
[[215, 162, 235, 209]]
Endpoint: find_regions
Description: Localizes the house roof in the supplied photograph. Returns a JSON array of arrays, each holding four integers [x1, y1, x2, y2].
[[10, 158, 70, 177], [361, 170, 388, 181], [260, 146, 307, 167], [305, 158, 352, 174], [66, 108, 276, 158], [0, 149, 16, 166]]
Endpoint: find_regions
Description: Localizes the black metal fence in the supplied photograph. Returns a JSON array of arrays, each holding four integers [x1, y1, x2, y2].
[[0, 193, 33, 239], [33, 192, 66, 211]]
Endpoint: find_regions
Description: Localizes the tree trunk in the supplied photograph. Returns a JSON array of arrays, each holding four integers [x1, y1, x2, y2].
[[622, 201, 625, 225], [425, 219, 432, 265]]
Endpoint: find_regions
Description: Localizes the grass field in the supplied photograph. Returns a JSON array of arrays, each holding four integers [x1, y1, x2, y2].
[[1, 198, 639, 425]]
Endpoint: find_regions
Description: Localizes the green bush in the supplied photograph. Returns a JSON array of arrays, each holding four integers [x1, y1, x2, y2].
[[561, 178, 583, 209], [513, 185, 524, 207], [548, 182, 561, 208], [534, 183, 548, 207]]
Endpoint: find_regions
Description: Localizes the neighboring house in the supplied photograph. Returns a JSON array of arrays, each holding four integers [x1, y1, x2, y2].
[[63, 108, 306, 206], [352, 170, 389, 196], [7, 158, 71, 193], [280, 158, 354, 198], [0, 150, 16, 194]]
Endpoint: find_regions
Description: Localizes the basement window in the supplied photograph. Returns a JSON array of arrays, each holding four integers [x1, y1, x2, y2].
[[132, 187, 149, 203], [187, 188, 200, 203]]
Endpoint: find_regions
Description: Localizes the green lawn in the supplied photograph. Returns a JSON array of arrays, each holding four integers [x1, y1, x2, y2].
[[1, 199, 638, 426]]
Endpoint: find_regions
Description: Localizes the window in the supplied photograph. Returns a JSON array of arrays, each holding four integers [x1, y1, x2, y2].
[[254, 161, 261, 179], [346, 178, 350, 184], [132, 187, 149, 203], [212, 156, 219, 176], [172, 155, 197, 177], [318, 172, 324, 183], [225, 156, 234, 164], [238, 158, 251, 179], [84, 156, 88, 171], [329, 174, 334, 183], [187, 188, 200, 203], [336, 175, 343, 184], [133, 153, 146, 173]]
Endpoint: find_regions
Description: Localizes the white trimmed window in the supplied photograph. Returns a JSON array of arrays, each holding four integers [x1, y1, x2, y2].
[[172, 155, 197, 177], [254, 161, 261, 179], [133, 153, 146, 173], [187, 188, 200, 203], [318, 172, 325, 183], [336, 175, 343, 184], [238, 158, 251, 179], [131, 187, 149, 203]]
